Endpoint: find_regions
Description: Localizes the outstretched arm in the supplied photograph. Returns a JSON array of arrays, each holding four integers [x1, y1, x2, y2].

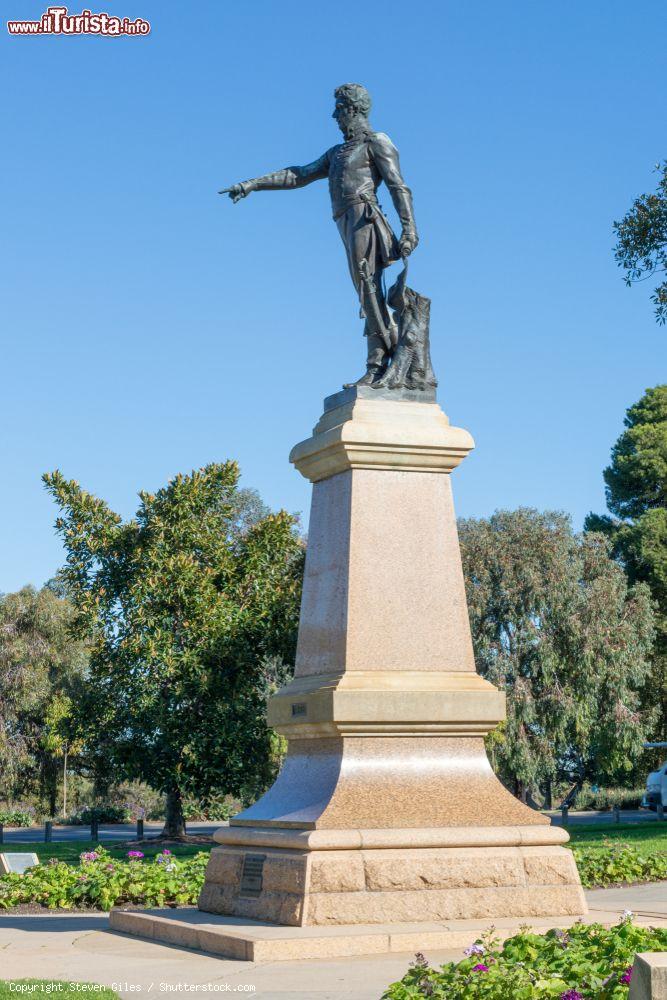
[[369, 133, 418, 256], [220, 151, 331, 202]]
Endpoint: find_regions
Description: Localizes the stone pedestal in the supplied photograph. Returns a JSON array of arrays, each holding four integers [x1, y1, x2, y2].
[[199, 387, 586, 926]]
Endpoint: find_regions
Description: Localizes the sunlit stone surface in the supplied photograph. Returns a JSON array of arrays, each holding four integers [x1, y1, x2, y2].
[[199, 391, 587, 926]]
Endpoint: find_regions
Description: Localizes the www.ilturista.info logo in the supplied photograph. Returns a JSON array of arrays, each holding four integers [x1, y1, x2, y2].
[[7, 6, 150, 35]]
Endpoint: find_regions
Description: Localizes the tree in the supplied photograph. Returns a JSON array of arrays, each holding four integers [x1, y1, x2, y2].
[[43, 462, 303, 837], [459, 509, 655, 802], [614, 161, 667, 324], [585, 385, 667, 738], [0, 586, 88, 814]]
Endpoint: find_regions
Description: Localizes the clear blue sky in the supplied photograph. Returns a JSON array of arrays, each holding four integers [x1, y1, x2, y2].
[[1, 0, 664, 592]]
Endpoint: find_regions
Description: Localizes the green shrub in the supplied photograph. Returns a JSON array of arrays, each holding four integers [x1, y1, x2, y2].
[[573, 841, 667, 888], [0, 847, 209, 911], [66, 805, 132, 825], [572, 787, 645, 812], [181, 794, 239, 821], [383, 916, 667, 999], [0, 809, 35, 828]]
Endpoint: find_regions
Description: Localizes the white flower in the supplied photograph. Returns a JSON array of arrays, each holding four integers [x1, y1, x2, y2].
[[464, 943, 485, 956]]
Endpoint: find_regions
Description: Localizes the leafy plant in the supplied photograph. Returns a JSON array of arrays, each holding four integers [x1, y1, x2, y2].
[[614, 161, 667, 324], [572, 787, 645, 812], [459, 509, 655, 798], [66, 805, 132, 825], [181, 794, 239, 821], [0, 847, 209, 911], [585, 384, 667, 741], [0, 808, 35, 828], [0, 586, 88, 817], [572, 841, 667, 888], [383, 916, 667, 999], [43, 463, 304, 836]]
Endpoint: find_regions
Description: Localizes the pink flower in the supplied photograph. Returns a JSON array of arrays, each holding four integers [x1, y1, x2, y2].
[[620, 966, 633, 985], [472, 964, 489, 972], [162, 849, 171, 855], [80, 851, 100, 862], [560, 991, 584, 1000], [127, 850, 144, 860]]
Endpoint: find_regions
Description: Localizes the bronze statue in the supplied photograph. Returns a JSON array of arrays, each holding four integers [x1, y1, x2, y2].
[[221, 83, 436, 393]]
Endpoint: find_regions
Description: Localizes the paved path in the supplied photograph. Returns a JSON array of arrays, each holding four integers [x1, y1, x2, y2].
[[0, 885, 665, 1000], [548, 809, 662, 826]]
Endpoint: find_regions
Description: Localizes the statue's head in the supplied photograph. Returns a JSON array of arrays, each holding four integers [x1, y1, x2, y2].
[[333, 83, 371, 137]]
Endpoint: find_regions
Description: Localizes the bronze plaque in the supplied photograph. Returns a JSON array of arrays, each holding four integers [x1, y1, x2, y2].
[[239, 853, 266, 897]]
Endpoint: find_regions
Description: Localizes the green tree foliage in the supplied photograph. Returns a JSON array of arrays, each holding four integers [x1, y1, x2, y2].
[[0, 586, 88, 814], [585, 385, 667, 738], [459, 509, 655, 800], [614, 160, 667, 323], [43, 462, 303, 836]]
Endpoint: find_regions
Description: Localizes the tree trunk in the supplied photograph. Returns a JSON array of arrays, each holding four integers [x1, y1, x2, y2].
[[47, 759, 57, 818], [161, 786, 186, 838], [62, 748, 68, 819], [543, 778, 553, 811]]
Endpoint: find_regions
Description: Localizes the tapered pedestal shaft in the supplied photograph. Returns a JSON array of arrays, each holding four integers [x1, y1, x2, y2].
[[199, 388, 586, 926]]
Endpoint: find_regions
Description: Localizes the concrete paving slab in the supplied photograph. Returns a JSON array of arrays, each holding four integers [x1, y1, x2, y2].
[[0, 884, 665, 1000], [587, 883, 667, 918]]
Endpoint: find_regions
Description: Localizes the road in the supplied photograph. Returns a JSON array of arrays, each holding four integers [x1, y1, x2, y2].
[[0, 810, 663, 845], [547, 808, 662, 826], [0, 821, 222, 844]]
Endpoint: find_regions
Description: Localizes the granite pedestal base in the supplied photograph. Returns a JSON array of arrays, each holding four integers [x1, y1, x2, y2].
[[196, 392, 586, 929], [199, 825, 585, 926]]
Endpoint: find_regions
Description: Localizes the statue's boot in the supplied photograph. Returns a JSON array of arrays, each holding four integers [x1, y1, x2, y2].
[[343, 330, 387, 389], [343, 364, 383, 389]]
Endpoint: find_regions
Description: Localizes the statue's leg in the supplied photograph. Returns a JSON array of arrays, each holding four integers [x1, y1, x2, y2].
[[337, 208, 391, 385]]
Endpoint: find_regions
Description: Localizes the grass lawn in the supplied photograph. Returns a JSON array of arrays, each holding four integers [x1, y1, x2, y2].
[[0, 840, 213, 866], [0, 983, 118, 999], [566, 821, 667, 853]]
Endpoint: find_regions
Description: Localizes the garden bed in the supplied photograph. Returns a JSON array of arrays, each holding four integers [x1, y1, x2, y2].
[[572, 841, 667, 888], [383, 915, 667, 999], [0, 848, 208, 911]]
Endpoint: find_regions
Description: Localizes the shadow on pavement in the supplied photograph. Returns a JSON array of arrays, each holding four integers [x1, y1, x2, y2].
[[0, 914, 108, 932]]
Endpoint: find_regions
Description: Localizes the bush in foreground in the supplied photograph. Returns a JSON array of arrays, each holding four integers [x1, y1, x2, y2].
[[573, 842, 667, 888], [0, 848, 209, 911], [383, 916, 667, 999]]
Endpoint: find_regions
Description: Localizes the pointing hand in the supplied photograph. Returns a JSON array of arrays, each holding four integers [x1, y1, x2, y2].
[[218, 183, 249, 204]]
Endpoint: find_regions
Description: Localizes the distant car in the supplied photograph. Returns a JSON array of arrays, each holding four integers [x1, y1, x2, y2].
[[642, 759, 667, 810]]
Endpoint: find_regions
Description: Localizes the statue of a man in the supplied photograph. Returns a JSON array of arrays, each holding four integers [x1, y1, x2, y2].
[[221, 83, 421, 387]]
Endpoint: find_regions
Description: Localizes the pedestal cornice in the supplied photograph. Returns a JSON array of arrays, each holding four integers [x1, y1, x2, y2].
[[289, 397, 474, 483], [267, 670, 506, 738]]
